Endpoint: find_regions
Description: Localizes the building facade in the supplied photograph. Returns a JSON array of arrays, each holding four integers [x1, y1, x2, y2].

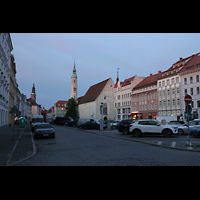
[[78, 78, 115, 120], [114, 75, 145, 120], [179, 53, 200, 120], [131, 71, 162, 119], [157, 56, 193, 122], [8, 54, 16, 125], [54, 100, 68, 118], [0, 33, 13, 127]]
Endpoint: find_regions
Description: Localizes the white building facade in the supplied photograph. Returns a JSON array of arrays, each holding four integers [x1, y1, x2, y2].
[[78, 78, 115, 120], [0, 33, 13, 127], [179, 53, 200, 120], [114, 75, 145, 120]]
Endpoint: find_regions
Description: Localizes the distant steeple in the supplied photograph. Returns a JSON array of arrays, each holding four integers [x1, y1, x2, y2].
[[71, 58, 77, 101], [116, 67, 119, 82], [31, 82, 36, 101], [71, 58, 77, 78]]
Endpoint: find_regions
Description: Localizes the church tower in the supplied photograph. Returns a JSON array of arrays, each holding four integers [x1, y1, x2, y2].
[[31, 82, 36, 102], [71, 59, 77, 101]]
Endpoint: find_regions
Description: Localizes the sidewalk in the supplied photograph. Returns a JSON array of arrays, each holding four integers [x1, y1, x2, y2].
[[0, 124, 36, 166]]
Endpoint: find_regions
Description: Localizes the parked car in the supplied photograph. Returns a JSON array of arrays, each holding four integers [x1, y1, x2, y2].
[[77, 118, 99, 128], [118, 119, 136, 134], [191, 126, 200, 137], [53, 117, 72, 126], [178, 119, 200, 135], [167, 121, 186, 135], [80, 121, 100, 130], [129, 119, 178, 137], [34, 123, 55, 139]]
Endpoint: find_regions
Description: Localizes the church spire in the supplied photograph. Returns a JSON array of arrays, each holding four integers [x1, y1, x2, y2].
[[72, 58, 77, 78]]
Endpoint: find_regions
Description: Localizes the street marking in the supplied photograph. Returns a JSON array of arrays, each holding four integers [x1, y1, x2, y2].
[[187, 147, 193, 150], [157, 141, 163, 145], [171, 142, 176, 147]]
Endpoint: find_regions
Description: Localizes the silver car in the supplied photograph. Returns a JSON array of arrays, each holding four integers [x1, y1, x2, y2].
[[178, 119, 200, 135]]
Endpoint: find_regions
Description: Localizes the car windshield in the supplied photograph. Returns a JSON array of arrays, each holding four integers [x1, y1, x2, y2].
[[36, 124, 52, 129]]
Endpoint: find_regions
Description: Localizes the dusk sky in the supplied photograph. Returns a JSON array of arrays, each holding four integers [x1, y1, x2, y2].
[[10, 33, 200, 109]]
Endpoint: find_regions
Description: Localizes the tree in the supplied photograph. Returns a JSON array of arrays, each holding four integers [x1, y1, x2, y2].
[[65, 98, 78, 120]]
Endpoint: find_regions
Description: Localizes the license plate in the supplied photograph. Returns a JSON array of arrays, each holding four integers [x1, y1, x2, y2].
[[43, 134, 49, 137]]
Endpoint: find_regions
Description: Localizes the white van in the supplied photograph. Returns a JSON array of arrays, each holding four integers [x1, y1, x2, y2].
[[77, 118, 99, 127], [31, 115, 44, 132]]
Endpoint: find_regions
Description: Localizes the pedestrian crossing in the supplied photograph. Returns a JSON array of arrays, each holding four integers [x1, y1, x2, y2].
[[156, 141, 193, 150]]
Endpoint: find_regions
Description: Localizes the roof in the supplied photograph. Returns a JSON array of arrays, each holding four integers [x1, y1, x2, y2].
[[114, 76, 135, 88], [158, 54, 196, 80], [132, 72, 163, 91], [27, 98, 39, 106], [179, 53, 200, 74], [79, 78, 110, 104], [55, 100, 68, 107]]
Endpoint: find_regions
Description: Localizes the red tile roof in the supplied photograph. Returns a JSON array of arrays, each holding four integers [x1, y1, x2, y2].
[[79, 78, 110, 104], [179, 53, 200, 74], [132, 72, 163, 91], [114, 76, 135, 88], [55, 100, 68, 107]]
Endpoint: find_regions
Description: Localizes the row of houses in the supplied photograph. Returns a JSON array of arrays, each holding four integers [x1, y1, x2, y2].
[[77, 52, 200, 122], [0, 33, 42, 127], [46, 52, 200, 123]]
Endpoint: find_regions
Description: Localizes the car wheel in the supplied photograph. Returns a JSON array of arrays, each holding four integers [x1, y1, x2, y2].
[[163, 129, 172, 137], [133, 129, 142, 137], [178, 129, 184, 135]]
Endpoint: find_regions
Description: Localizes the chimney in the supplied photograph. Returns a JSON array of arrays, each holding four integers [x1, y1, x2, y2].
[[180, 57, 182, 60], [158, 70, 161, 74], [150, 73, 152, 76]]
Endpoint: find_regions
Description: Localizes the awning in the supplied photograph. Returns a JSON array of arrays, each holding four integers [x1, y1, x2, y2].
[[128, 112, 138, 117]]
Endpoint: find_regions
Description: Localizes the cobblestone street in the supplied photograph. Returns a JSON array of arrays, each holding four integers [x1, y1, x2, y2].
[[14, 126, 200, 166]]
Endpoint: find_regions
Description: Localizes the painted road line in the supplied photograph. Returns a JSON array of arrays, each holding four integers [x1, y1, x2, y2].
[[171, 141, 176, 148], [157, 141, 163, 145]]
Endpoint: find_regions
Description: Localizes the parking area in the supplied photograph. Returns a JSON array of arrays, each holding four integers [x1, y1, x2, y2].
[[85, 128, 200, 152]]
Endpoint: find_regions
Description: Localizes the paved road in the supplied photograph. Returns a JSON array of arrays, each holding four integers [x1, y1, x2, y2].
[[15, 126, 200, 166]]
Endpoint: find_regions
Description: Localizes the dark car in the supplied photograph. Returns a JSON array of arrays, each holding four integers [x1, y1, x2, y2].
[[34, 123, 55, 139], [118, 119, 136, 134], [64, 117, 78, 127], [80, 121, 100, 130], [53, 117, 72, 126]]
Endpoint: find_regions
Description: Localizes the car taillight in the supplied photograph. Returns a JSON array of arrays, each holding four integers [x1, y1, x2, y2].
[[130, 125, 133, 127]]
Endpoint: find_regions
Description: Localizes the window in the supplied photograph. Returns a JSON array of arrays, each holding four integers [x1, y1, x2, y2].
[[190, 76, 193, 83], [172, 78, 174, 84], [148, 104, 151, 110], [177, 99, 180, 106], [167, 90, 170, 96], [196, 75, 199, 82], [184, 78, 187, 85], [155, 104, 157, 109], [176, 77, 179, 83], [152, 104, 154, 110], [191, 88, 193, 95], [162, 81, 165, 86], [197, 101, 200, 108], [173, 99, 175, 106], [177, 88, 179, 94], [167, 79, 170, 86], [172, 89, 175, 94], [185, 89, 187, 96], [197, 87, 200, 95], [168, 100, 170, 107], [159, 82, 161, 87]]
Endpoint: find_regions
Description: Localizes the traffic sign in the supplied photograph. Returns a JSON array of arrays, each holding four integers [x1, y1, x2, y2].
[[184, 94, 192, 104]]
